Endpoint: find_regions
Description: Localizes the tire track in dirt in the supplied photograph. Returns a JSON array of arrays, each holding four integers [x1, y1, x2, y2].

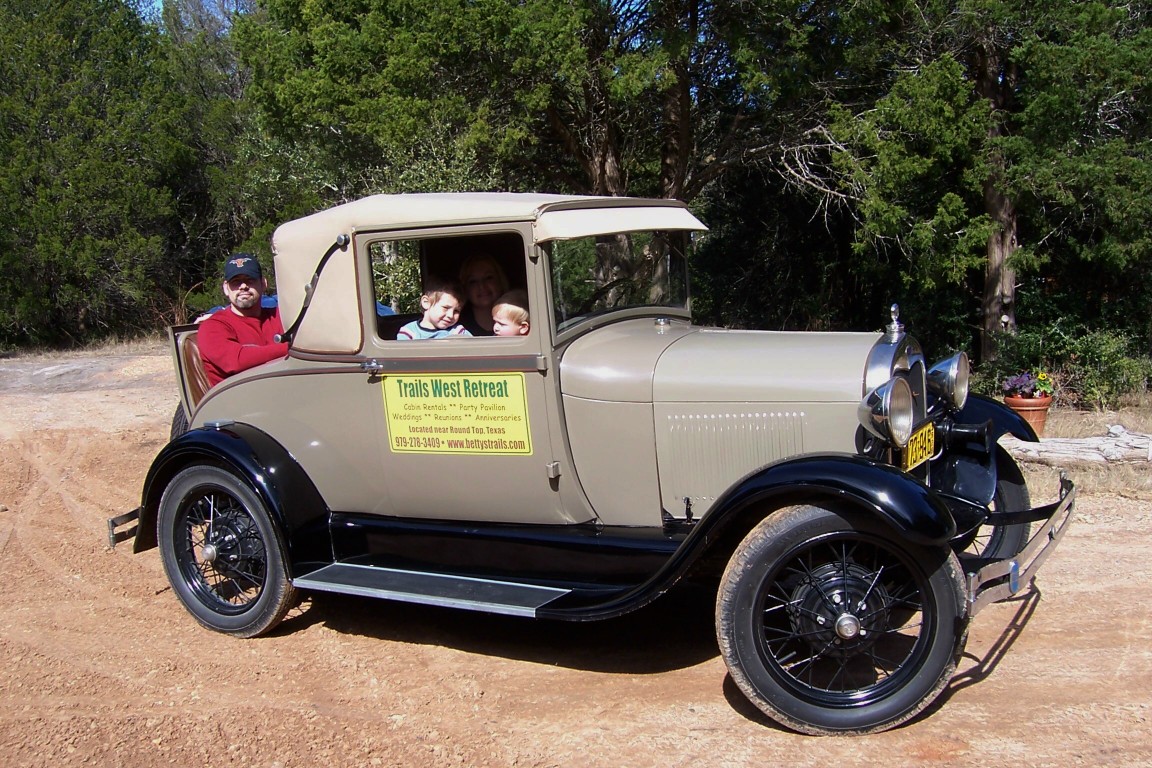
[[2, 429, 146, 597]]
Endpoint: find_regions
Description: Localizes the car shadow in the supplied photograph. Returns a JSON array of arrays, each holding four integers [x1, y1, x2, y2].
[[275, 577, 722, 674], [912, 586, 1044, 725]]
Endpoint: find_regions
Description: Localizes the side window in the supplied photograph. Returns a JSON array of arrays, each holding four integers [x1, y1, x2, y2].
[[369, 232, 530, 340]]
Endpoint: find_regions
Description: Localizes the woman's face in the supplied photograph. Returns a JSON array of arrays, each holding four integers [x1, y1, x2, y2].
[[463, 260, 503, 310]]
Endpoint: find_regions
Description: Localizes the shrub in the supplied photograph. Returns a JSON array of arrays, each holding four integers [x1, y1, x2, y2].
[[975, 322, 1151, 409], [1063, 330, 1152, 409]]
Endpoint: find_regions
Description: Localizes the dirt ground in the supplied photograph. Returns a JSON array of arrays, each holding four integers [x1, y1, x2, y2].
[[0, 346, 1149, 768]]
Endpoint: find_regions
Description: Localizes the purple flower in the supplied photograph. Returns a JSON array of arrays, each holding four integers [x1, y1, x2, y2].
[[1003, 372, 1038, 397]]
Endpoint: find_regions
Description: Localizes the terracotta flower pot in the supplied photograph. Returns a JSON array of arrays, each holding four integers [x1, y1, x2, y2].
[[1004, 394, 1053, 437]]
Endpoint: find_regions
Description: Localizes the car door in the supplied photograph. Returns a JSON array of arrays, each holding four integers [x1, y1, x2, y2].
[[359, 226, 579, 525]]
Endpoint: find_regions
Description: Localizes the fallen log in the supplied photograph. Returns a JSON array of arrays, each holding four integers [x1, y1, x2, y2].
[[1000, 425, 1152, 467]]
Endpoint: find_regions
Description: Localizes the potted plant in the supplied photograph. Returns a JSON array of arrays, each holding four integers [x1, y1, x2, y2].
[[1002, 369, 1055, 436]]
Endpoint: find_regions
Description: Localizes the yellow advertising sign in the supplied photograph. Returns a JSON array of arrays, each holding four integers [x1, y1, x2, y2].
[[382, 373, 532, 454]]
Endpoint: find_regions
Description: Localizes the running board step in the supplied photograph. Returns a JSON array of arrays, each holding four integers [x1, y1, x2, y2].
[[292, 564, 571, 618]]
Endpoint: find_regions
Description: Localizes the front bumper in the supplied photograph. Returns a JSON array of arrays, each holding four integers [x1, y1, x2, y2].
[[965, 472, 1076, 616]]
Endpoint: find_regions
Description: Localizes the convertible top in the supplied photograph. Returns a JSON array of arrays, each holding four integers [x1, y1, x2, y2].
[[271, 193, 706, 353]]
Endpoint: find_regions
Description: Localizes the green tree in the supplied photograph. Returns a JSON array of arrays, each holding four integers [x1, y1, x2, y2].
[[775, 0, 1152, 361], [0, 0, 184, 344], [232, 0, 785, 201]]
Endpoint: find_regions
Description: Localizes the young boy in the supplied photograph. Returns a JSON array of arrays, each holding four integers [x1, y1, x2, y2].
[[491, 289, 530, 337], [397, 279, 472, 339]]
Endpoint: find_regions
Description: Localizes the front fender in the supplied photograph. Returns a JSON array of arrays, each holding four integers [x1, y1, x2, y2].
[[133, 423, 332, 575], [957, 393, 1038, 442], [708, 453, 957, 546]]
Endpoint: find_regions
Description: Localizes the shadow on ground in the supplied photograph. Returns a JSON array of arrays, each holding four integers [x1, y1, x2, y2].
[[275, 576, 722, 674]]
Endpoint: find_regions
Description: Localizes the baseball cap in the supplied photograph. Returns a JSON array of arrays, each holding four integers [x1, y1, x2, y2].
[[224, 253, 263, 281]]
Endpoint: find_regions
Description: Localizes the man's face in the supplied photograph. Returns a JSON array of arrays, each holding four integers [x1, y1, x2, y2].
[[422, 292, 463, 329], [223, 274, 266, 314]]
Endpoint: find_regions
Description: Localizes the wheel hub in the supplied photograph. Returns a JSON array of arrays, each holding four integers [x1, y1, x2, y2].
[[789, 562, 892, 657], [196, 510, 261, 580], [834, 613, 861, 640]]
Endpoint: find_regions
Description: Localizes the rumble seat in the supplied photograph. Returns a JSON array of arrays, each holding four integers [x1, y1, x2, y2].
[[180, 333, 211, 406]]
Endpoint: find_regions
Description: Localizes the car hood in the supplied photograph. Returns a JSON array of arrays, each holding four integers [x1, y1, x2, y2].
[[560, 319, 879, 404]]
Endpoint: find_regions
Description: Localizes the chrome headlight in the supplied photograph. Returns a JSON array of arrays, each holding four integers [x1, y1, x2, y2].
[[858, 376, 914, 447], [926, 352, 969, 410]]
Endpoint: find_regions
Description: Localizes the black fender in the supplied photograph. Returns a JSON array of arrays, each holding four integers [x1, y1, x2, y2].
[[928, 393, 1036, 508], [132, 423, 332, 576], [706, 453, 957, 546], [957, 393, 1039, 442], [540, 452, 955, 621]]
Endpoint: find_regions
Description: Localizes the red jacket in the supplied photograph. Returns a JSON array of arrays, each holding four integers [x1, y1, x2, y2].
[[197, 307, 289, 387]]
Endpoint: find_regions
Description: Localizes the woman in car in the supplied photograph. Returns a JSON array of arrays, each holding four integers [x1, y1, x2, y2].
[[457, 253, 509, 336]]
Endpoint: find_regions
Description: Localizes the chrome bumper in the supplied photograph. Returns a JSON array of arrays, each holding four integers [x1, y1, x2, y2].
[[966, 472, 1076, 616]]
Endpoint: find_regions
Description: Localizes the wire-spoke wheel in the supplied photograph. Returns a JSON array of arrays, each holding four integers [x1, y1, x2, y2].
[[717, 505, 966, 735], [158, 465, 296, 638]]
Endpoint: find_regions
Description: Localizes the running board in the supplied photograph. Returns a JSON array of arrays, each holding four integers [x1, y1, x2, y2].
[[292, 564, 571, 618]]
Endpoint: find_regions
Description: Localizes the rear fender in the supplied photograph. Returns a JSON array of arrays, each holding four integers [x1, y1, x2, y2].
[[133, 423, 332, 575]]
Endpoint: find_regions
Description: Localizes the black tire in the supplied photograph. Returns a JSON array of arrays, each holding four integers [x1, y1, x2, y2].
[[716, 505, 967, 735], [170, 404, 189, 441], [955, 447, 1031, 560], [157, 465, 296, 638]]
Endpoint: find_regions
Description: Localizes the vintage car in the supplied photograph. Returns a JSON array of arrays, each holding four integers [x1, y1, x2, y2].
[[109, 193, 1075, 735]]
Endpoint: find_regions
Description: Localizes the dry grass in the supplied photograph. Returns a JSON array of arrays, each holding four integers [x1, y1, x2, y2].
[[1045, 399, 1152, 437], [0, 334, 168, 362], [1024, 460, 1152, 500]]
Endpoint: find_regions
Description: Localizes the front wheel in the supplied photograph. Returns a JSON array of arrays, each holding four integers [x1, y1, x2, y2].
[[158, 465, 296, 638], [716, 505, 967, 735]]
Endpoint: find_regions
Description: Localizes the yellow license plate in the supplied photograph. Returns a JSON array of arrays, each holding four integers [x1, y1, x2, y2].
[[902, 423, 935, 471]]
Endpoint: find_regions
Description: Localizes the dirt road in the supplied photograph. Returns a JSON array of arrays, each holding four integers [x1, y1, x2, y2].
[[0, 348, 1148, 767]]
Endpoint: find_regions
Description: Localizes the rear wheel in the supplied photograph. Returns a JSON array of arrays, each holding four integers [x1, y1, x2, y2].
[[716, 505, 966, 735], [169, 404, 189, 441], [158, 465, 296, 638]]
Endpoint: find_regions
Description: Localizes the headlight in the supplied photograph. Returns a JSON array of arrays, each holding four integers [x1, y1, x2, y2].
[[926, 352, 969, 410], [858, 376, 914, 447]]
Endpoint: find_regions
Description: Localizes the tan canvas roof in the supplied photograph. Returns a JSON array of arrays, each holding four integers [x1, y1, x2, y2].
[[271, 194, 707, 353]]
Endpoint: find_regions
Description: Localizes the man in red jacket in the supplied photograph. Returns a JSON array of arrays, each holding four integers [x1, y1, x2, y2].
[[197, 254, 289, 387]]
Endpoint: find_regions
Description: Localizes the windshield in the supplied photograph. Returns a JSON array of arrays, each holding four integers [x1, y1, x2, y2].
[[548, 230, 691, 329]]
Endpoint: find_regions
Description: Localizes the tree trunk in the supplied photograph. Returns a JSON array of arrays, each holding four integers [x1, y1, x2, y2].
[[982, 179, 1017, 362], [974, 43, 1020, 364], [657, 1, 695, 201]]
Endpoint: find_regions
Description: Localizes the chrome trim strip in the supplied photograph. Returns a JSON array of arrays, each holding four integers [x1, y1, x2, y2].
[[290, 352, 546, 373]]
